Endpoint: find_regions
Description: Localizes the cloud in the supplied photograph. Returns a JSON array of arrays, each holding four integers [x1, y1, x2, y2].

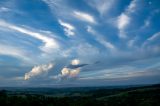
[[52, 59, 81, 81], [0, 7, 10, 12], [142, 32, 160, 46], [86, 0, 115, 16], [24, 63, 54, 80], [66, 59, 89, 69], [127, 37, 138, 48], [73, 11, 96, 24], [54, 67, 80, 81], [0, 20, 59, 53], [71, 59, 80, 65], [141, 9, 160, 29], [143, 19, 150, 28], [87, 26, 115, 50], [61, 42, 100, 58], [126, 0, 137, 13], [0, 43, 30, 61], [116, 0, 137, 38], [67, 64, 89, 69], [79, 61, 160, 81], [147, 32, 160, 41], [42, 0, 71, 15], [117, 13, 130, 38], [61, 67, 80, 78], [58, 20, 75, 37], [43, 0, 96, 24]]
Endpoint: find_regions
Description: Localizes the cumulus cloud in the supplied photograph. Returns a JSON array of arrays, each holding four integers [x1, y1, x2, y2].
[[0, 20, 59, 53], [58, 20, 75, 37], [56, 67, 80, 80], [71, 59, 80, 65], [24, 63, 54, 80], [52, 59, 81, 81], [59, 68, 80, 79], [73, 11, 96, 24]]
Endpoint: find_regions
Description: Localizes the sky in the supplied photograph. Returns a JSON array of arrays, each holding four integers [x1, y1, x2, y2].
[[0, 0, 160, 87]]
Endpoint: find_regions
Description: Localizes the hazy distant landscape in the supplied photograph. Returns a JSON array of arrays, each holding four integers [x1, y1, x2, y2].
[[0, 84, 160, 106]]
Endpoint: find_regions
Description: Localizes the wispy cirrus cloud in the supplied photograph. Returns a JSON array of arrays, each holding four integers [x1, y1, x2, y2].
[[117, 13, 130, 38], [0, 43, 30, 62], [0, 7, 10, 12], [58, 19, 75, 37], [86, 0, 115, 16], [0, 20, 60, 53], [147, 32, 160, 41], [141, 9, 160, 29], [87, 26, 116, 50], [73, 11, 96, 24], [142, 32, 160, 47], [116, 0, 137, 38]]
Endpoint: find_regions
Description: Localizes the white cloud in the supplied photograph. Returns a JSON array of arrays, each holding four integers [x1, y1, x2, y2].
[[98, 38, 115, 49], [0, 43, 30, 61], [117, 14, 130, 31], [87, 26, 116, 50], [71, 59, 80, 65], [0, 20, 59, 53], [77, 43, 99, 57], [54, 67, 80, 80], [0, 7, 10, 12], [87, 0, 115, 16], [52, 59, 81, 81], [141, 32, 160, 51], [117, 13, 130, 38], [128, 39, 136, 48], [141, 9, 160, 29], [61, 67, 70, 76], [116, 0, 137, 38], [73, 11, 96, 24], [69, 69, 80, 77], [147, 32, 160, 41], [127, 36, 140, 50], [24, 63, 54, 80], [58, 20, 75, 37], [126, 0, 137, 13], [61, 42, 100, 58]]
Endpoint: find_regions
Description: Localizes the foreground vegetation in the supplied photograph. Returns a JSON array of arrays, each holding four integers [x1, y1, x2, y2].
[[0, 84, 160, 106]]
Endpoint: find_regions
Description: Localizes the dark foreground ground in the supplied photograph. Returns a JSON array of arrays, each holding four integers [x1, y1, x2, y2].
[[0, 84, 160, 106]]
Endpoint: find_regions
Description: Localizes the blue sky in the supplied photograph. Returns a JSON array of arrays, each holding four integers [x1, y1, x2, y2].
[[0, 0, 160, 87]]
